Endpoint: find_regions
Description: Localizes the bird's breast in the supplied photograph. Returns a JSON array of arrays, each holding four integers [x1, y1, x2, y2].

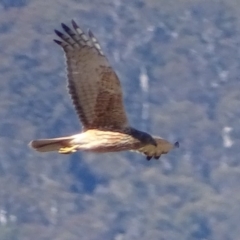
[[70, 129, 144, 153]]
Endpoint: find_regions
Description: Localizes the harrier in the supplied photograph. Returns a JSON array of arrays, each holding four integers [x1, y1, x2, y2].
[[29, 20, 179, 160]]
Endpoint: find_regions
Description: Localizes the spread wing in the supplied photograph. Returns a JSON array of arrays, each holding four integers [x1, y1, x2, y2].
[[54, 20, 128, 130]]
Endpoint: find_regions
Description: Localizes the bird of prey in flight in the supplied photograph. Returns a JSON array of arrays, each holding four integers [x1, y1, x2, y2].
[[29, 20, 179, 160]]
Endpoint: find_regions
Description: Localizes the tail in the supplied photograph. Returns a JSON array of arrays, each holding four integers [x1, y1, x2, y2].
[[29, 136, 75, 153]]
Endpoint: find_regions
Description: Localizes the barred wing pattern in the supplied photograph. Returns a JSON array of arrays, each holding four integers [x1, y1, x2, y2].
[[54, 20, 128, 130]]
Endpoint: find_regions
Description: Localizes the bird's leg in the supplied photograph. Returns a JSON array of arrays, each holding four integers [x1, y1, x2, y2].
[[146, 156, 152, 161], [154, 155, 161, 160], [58, 145, 77, 154]]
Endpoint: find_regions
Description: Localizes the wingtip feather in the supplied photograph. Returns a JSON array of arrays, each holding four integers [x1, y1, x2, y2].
[[71, 19, 78, 30], [54, 29, 64, 38], [53, 39, 62, 45], [61, 23, 70, 32], [88, 29, 94, 38]]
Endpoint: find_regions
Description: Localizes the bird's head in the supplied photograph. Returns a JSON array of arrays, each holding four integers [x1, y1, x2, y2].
[[130, 128, 157, 147], [142, 134, 157, 147]]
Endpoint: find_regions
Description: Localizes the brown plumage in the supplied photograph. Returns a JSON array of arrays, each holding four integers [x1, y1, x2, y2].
[[29, 20, 179, 160]]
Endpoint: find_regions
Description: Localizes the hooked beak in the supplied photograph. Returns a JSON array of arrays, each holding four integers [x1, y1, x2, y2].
[[174, 141, 180, 148]]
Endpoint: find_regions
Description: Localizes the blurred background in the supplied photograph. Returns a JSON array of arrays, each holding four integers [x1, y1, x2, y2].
[[0, 0, 240, 239]]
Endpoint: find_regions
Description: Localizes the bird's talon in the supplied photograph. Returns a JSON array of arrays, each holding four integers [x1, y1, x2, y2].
[[146, 156, 152, 161]]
